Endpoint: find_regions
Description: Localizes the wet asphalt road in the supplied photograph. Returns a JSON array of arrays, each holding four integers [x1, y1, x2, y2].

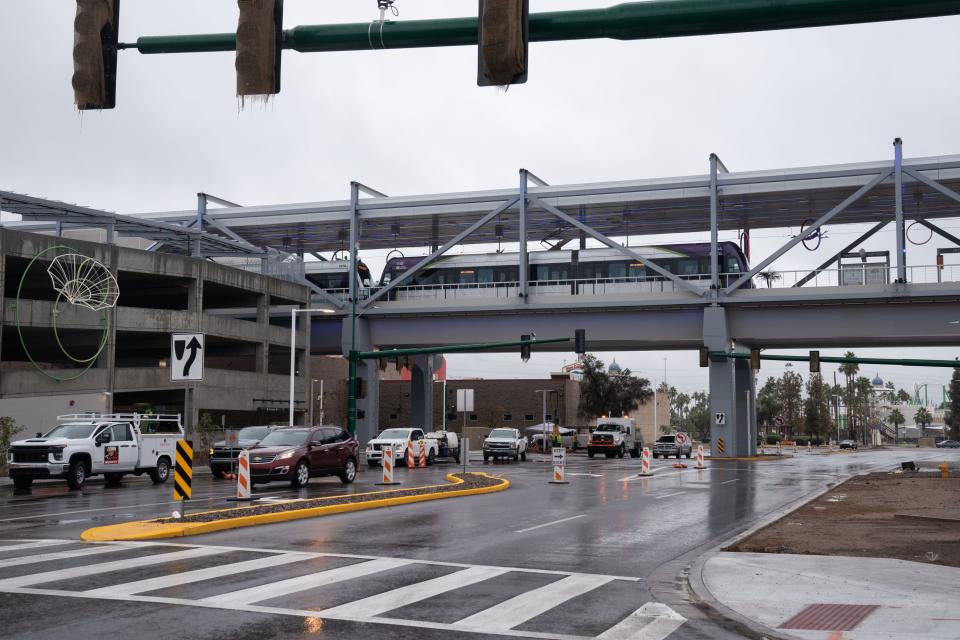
[[1, 447, 956, 640]]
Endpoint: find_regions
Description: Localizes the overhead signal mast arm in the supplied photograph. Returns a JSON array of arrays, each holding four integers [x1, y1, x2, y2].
[[120, 1, 960, 55]]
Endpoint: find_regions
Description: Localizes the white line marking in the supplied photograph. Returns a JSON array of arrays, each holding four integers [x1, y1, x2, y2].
[[203, 557, 409, 606], [0, 540, 74, 552], [319, 566, 507, 618], [455, 573, 614, 630], [721, 479, 740, 485], [566, 473, 602, 477], [0, 547, 229, 588], [596, 602, 685, 640], [0, 543, 135, 569], [514, 514, 587, 534], [653, 492, 685, 500], [84, 552, 311, 596]]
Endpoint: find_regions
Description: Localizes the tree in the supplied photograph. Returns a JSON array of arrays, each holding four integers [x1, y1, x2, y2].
[[915, 407, 933, 438], [779, 370, 804, 435], [804, 373, 831, 438], [0, 416, 21, 464], [480, 404, 507, 430], [839, 351, 859, 439], [946, 362, 960, 440], [896, 388, 912, 404], [688, 391, 710, 441], [577, 354, 653, 419], [672, 392, 691, 429], [756, 271, 781, 288], [756, 377, 783, 430], [851, 376, 874, 443], [887, 408, 905, 444]]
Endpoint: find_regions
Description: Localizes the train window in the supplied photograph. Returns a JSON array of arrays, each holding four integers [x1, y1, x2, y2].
[[677, 259, 699, 275], [608, 263, 626, 279], [534, 265, 550, 281], [550, 266, 568, 280], [477, 268, 494, 284], [727, 258, 742, 272], [584, 264, 605, 279], [458, 269, 476, 284]]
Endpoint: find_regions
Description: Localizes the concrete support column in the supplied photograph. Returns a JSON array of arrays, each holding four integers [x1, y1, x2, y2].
[[255, 293, 269, 376], [341, 316, 379, 446], [704, 306, 735, 457], [410, 354, 436, 430], [734, 357, 758, 457]]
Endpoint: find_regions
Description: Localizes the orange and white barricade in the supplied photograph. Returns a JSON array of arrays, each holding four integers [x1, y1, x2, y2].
[[237, 449, 251, 500], [376, 447, 401, 485], [695, 444, 706, 469], [639, 447, 654, 476], [406, 440, 415, 468], [418, 438, 427, 468]]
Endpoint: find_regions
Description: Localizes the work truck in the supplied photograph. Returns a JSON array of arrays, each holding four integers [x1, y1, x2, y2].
[[588, 417, 642, 458], [364, 427, 439, 467], [483, 427, 527, 462], [6, 413, 183, 490]]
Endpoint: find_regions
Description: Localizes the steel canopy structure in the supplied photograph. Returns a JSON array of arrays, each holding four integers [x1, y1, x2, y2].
[[109, 152, 960, 255]]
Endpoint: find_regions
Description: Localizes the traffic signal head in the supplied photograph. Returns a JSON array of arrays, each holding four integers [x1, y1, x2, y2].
[[353, 376, 367, 399], [72, 0, 120, 110], [478, 0, 529, 86], [520, 334, 531, 362], [699, 346, 709, 368], [574, 329, 586, 355], [236, 0, 284, 99], [810, 350, 821, 373], [750, 348, 761, 371]]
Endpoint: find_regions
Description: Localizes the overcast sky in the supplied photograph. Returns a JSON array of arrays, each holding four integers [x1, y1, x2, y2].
[[3, 1, 960, 398]]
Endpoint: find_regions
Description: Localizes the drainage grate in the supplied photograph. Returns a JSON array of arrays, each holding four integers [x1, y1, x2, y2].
[[780, 604, 879, 631]]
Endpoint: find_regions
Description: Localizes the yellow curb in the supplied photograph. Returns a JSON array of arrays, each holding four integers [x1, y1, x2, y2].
[[708, 455, 794, 461], [81, 472, 509, 542]]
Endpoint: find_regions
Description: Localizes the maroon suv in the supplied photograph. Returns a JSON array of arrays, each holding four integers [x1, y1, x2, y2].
[[248, 426, 358, 487]]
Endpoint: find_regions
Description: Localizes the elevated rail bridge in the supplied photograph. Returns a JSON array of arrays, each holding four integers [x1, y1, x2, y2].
[[5, 139, 960, 454]]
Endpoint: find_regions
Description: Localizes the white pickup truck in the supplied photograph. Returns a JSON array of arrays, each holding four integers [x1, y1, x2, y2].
[[365, 427, 439, 467], [6, 413, 183, 490], [483, 427, 528, 462]]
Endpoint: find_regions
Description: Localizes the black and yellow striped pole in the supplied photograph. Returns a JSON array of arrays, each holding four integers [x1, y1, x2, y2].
[[174, 439, 193, 513]]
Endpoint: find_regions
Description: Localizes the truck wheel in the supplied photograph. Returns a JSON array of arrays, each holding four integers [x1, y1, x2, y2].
[[149, 457, 171, 484], [520, 451, 526, 461], [588, 450, 594, 458], [652, 453, 659, 459], [605, 452, 614, 459], [368, 459, 379, 468], [13, 477, 32, 490], [685, 451, 691, 459], [338, 458, 357, 484], [454, 449, 461, 463], [211, 468, 225, 479], [66, 459, 88, 490], [630, 447, 640, 458], [291, 460, 310, 488], [483, 453, 490, 463], [617, 445, 625, 459], [427, 450, 436, 466], [105, 472, 124, 485]]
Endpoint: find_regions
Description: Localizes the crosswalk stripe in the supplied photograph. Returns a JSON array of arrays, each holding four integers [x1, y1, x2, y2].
[[596, 603, 686, 640], [318, 566, 508, 618], [0, 540, 74, 552], [0, 543, 133, 569], [83, 552, 312, 596], [0, 547, 229, 588], [454, 573, 614, 630], [202, 557, 409, 606]]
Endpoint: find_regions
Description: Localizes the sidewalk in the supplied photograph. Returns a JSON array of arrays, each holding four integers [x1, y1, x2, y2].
[[695, 551, 960, 639]]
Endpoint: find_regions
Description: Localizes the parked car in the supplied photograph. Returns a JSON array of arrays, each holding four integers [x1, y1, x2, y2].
[[936, 439, 960, 448], [653, 433, 692, 459], [208, 425, 276, 478], [365, 428, 438, 467], [839, 439, 859, 450], [249, 426, 358, 487], [483, 428, 527, 462]]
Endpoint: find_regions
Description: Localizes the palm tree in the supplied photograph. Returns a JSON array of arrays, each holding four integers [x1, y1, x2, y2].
[[839, 352, 859, 439], [756, 271, 782, 288], [915, 407, 933, 439], [887, 408, 905, 444]]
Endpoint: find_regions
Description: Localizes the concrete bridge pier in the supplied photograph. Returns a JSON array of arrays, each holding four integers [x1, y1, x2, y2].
[[409, 354, 439, 431], [704, 306, 757, 458]]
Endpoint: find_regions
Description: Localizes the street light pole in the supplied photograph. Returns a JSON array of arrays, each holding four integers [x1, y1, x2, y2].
[[535, 389, 551, 452]]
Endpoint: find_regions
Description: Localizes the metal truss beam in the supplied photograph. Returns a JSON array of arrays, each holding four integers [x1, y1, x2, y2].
[[303, 278, 346, 309], [917, 219, 960, 248], [724, 169, 892, 294], [359, 196, 520, 310], [528, 197, 707, 297], [793, 220, 888, 287]]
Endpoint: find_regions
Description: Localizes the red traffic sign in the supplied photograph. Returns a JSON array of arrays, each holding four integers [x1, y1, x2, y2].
[[676, 433, 688, 445]]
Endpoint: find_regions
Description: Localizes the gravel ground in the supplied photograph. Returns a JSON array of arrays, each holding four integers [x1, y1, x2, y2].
[[727, 467, 960, 567], [156, 472, 504, 524]]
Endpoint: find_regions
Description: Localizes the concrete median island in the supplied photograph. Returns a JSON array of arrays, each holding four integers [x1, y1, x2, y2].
[[81, 472, 508, 542]]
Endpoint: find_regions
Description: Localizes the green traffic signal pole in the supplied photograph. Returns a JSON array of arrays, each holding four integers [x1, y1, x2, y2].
[[120, 1, 960, 55], [347, 337, 571, 436], [712, 352, 960, 369]]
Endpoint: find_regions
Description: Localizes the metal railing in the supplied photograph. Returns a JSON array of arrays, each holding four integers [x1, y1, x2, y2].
[[310, 265, 960, 305]]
